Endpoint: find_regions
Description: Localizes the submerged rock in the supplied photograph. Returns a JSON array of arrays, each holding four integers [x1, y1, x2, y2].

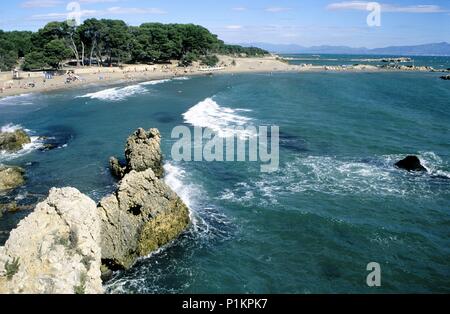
[[0, 188, 103, 294], [0, 165, 25, 192], [0, 129, 31, 152], [98, 168, 190, 270], [395, 156, 427, 172]]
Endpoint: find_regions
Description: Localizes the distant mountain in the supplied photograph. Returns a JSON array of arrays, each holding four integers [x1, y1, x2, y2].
[[239, 42, 450, 56]]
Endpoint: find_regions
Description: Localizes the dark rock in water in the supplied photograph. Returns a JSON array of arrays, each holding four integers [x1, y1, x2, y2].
[[395, 156, 427, 172], [0, 166, 25, 192], [39, 143, 58, 151], [0, 201, 33, 213], [0, 129, 31, 152], [440, 75, 450, 80]]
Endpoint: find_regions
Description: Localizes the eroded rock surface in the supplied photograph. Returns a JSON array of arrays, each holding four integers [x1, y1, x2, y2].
[[0, 188, 103, 294], [98, 168, 189, 270]]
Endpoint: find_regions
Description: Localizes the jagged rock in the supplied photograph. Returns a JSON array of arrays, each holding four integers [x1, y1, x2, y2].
[[125, 128, 164, 178], [109, 157, 126, 179], [109, 128, 164, 179], [0, 165, 25, 192], [0, 129, 31, 152], [97, 168, 190, 270], [0, 188, 103, 294], [395, 156, 427, 172]]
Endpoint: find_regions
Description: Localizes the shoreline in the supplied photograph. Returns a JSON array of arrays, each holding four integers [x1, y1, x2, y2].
[[0, 55, 448, 99]]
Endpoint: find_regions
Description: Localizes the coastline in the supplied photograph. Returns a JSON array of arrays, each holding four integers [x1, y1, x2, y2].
[[1, 55, 447, 99]]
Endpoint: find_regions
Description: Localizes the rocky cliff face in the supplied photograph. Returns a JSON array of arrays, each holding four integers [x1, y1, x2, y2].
[[0, 129, 31, 152], [0, 188, 103, 294]]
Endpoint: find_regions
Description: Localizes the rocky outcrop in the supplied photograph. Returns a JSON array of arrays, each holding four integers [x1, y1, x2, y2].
[[441, 75, 450, 80], [0, 129, 31, 152], [100, 128, 189, 270], [0, 165, 25, 192], [109, 128, 164, 179], [98, 169, 189, 270], [0, 127, 189, 292], [395, 156, 427, 172], [0, 188, 103, 294]]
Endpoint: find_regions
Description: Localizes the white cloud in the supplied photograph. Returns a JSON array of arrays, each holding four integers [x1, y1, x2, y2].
[[232, 7, 247, 11], [265, 7, 291, 13], [327, 1, 446, 13], [78, 0, 119, 3], [21, 0, 62, 8], [225, 25, 243, 30], [30, 6, 166, 21], [105, 7, 166, 15]]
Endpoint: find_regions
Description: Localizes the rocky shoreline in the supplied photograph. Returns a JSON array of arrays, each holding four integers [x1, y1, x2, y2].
[[0, 128, 190, 294]]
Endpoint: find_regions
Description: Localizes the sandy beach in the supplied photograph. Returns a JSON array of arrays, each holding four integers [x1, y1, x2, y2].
[[0, 55, 445, 99]]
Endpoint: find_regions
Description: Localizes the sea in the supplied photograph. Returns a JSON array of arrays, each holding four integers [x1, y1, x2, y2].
[[1, 55, 449, 293]]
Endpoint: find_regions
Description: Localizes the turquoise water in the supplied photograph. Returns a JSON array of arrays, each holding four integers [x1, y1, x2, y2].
[[282, 54, 450, 70], [0, 71, 449, 293]]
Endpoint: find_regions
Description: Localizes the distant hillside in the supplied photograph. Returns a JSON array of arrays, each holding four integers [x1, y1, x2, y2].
[[240, 42, 450, 56]]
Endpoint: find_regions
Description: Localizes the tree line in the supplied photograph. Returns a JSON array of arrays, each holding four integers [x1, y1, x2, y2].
[[0, 19, 268, 71]]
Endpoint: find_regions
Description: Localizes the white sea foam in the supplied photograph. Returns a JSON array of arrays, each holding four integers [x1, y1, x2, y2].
[[0, 93, 33, 106], [1, 123, 27, 133], [164, 162, 233, 240], [77, 84, 147, 101], [173, 76, 190, 81], [139, 79, 171, 86], [219, 153, 450, 206], [164, 162, 196, 209], [183, 97, 254, 139]]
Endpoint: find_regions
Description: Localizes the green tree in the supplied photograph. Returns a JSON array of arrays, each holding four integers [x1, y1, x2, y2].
[[22, 51, 47, 71], [44, 39, 72, 69]]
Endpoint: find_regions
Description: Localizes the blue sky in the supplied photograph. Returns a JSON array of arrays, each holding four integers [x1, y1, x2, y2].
[[0, 0, 449, 48]]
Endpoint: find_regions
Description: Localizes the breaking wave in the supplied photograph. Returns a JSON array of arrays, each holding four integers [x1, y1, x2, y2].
[[77, 84, 147, 101], [183, 97, 255, 139], [139, 79, 171, 86]]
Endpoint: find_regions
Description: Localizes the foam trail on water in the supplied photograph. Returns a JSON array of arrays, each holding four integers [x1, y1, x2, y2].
[[77, 84, 147, 101], [183, 97, 255, 139], [163, 162, 194, 209], [0, 94, 33, 106], [139, 79, 171, 86]]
